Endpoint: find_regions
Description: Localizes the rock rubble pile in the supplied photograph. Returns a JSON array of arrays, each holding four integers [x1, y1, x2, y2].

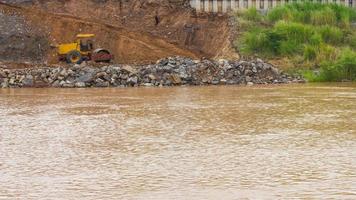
[[0, 57, 304, 88]]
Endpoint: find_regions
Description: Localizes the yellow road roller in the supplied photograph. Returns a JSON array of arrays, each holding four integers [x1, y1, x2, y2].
[[57, 34, 113, 64]]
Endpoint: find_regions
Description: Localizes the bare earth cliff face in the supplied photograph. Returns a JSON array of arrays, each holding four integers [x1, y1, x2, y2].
[[0, 0, 238, 64]]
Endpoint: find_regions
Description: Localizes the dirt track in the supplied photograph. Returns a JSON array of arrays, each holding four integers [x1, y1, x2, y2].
[[0, 0, 238, 64]]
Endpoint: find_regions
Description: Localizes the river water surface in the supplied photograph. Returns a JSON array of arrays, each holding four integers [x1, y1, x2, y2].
[[0, 84, 355, 199]]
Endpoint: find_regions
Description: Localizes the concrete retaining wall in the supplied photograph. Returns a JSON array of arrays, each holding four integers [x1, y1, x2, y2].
[[190, 0, 356, 12]]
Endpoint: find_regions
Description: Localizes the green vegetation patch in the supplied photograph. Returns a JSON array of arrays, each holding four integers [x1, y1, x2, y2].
[[234, 3, 356, 82]]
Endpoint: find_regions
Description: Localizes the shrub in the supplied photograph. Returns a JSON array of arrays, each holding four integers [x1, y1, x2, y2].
[[339, 12, 351, 28], [334, 49, 356, 81], [265, 30, 284, 55], [345, 32, 356, 50], [267, 6, 292, 22], [279, 40, 302, 56], [318, 25, 344, 45], [310, 8, 336, 26], [239, 28, 269, 54], [267, 2, 356, 27], [303, 70, 321, 82], [309, 33, 322, 46], [316, 44, 338, 63], [242, 7, 263, 22], [303, 45, 318, 61], [306, 49, 356, 82], [273, 21, 314, 43], [330, 3, 355, 26]]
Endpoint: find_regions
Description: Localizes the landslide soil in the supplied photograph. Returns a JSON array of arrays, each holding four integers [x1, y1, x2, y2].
[[0, 0, 238, 65]]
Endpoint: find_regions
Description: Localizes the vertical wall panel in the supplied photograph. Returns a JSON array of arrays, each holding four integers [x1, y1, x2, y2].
[[189, 0, 353, 11], [213, 0, 218, 12], [256, 0, 261, 8], [231, 0, 236, 10], [222, 0, 228, 12], [196, 0, 201, 11], [217, 0, 223, 12], [264, 0, 268, 9], [209, 0, 213, 12], [204, 0, 209, 12], [239, 0, 244, 8]]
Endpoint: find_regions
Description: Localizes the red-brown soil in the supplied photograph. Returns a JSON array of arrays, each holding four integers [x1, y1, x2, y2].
[[0, 0, 238, 64]]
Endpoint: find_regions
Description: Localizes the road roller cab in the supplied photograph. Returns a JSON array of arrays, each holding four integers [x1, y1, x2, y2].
[[57, 34, 113, 64]]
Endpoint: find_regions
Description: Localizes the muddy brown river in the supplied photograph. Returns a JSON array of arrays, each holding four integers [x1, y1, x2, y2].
[[0, 84, 355, 199]]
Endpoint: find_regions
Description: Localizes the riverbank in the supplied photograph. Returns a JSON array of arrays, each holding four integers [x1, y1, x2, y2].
[[0, 57, 304, 88]]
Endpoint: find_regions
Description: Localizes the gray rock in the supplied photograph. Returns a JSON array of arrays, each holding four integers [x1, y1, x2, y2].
[[66, 79, 74, 84], [0, 56, 304, 88], [77, 72, 94, 83], [127, 76, 138, 85], [234, 70, 240, 76], [96, 81, 110, 87], [52, 80, 60, 87], [59, 80, 66, 85], [95, 78, 104, 83], [9, 78, 16, 85], [111, 74, 119, 83], [22, 75, 34, 87], [62, 83, 74, 88], [252, 67, 257, 73], [101, 66, 108, 72], [158, 58, 169, 66], [59, 69, 68, 77], [211, 80, 220, 85], [218, 59, 228, 66], [0, 70, 8, 78], [219, 70, 225, 76], [122, 65, 137, 74], [178, 69, 188, 79], [162, 65, 173, 73], [165, 80, 172, 86], [120, 73, 129, 80], [263, 63, 272, 70], [72, 64, 81, 71], [75, 82, 86, 88], [220, 79, 227, 84], [1, 78, 9, 88], [19, 75, 25, 83], [96, 72, 108, 79], [227, 80, 237, 85], [271, 67, 279, 75], [148, 74, 156, 80], [245, 76, 252, 82], [256, 62, 264, 69]]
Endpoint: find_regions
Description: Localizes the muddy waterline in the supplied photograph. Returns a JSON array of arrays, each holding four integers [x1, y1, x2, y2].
[[0, 84, 355, 199]]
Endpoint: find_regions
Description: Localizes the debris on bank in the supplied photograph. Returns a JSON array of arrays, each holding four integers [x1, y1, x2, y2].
[[0, 57, 304, 88]]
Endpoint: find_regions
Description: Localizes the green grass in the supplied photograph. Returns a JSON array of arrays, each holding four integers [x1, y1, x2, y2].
[[242, 7, 263, 22], [234, 2, 356, 81], [304, 49, 356, 82], [318, 25, 344, 45]]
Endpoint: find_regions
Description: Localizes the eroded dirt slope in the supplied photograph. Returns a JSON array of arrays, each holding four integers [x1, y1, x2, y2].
[[0, 11, 49, 63], [0, 0, 238, 64]]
